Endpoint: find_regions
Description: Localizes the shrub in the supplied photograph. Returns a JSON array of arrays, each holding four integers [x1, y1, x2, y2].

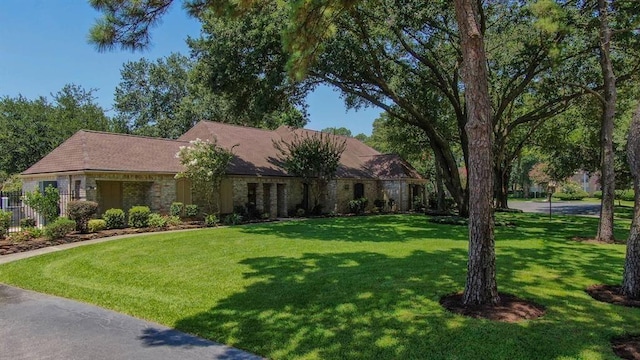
[[8, 228, 43, 243], [593, 189, 634, 201], [103, 208, 126, 229], [223, 213, 243, 225], [205, 214, 219, 227], [559, 181, 584, 194], [349, 197, 368, 215], [413, 196, 426, 212], [147, 213, 167, 228], [24, 185, 60, 223], [0, 210, 11, 237], [44, 217, 76, 239], [185, 204, 199, 218], [87, 219, 107, 233], [296, 208, 306, 217], [170, 202, 184, 217], [373, 199, 385, 211], [552, 191, 588, 201], [617, 189, 635, 201], [128, 206, 151, 228], [165, 215, 182, 227], [66, 201, 98, 233], [20, 217, 36, 229]]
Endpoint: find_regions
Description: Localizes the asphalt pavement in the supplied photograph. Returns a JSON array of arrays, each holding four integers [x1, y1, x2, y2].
[[508, 200, 602, 216], [0, 284, 262, 360]]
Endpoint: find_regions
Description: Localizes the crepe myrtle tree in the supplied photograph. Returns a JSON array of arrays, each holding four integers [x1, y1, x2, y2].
[[175, 138, 234, 215], [274, 131, 346, 214]]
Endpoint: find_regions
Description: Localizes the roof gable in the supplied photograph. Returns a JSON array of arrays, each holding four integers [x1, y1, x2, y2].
[[22, 131, 186, 175]]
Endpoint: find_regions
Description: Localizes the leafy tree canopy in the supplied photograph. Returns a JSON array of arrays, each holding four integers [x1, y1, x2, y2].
[[0, 84, 113, 174], [176, 138, 234, 213], [321, 127, 352, 137]]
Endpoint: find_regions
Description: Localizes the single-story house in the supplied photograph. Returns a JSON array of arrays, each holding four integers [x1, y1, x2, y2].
[[21, 121, 425, 218]]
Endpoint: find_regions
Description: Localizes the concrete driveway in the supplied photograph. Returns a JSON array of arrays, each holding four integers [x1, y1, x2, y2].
[[509, 200, 601, 217], [0, 284, 262, 360]]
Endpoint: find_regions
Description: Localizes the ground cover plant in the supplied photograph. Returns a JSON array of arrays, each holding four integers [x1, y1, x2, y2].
[[0, 213, 639, 359]]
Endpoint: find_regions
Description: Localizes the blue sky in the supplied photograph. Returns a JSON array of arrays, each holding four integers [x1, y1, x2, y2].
[[0, 1, 380, 135]]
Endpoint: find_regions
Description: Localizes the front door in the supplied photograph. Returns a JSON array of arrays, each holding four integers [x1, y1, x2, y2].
[[98, 181, 123, 214], [219, 179, 233, 214]]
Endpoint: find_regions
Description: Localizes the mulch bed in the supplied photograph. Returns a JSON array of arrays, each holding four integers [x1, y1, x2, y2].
[[0, 223, 204, 256], [571, 236, 625, 245], [586, 284, 640, 308], [439, 292, 545, 323], [612, 334, 640, 360], [586, 284, 640, 359]]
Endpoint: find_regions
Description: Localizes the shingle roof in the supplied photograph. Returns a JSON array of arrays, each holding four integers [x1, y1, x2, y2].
[[23, 121, 424, 181], [179, 121, 287, 176], [22, 131, 186, 175]]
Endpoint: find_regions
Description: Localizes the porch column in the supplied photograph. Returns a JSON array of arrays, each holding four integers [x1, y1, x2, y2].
[[255, 182, 264, 212], [269, 184, 278, 219]]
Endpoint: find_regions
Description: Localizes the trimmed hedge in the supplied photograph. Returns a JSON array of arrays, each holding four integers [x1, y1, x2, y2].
[[185, 204, 199, 218], [67, 201, 98, 233], [128, 206, 151, 228], [0, 210, 11, 237], [103, 208, 126, 229], [88, 219, 107, 233], [590, 190, 633, 201], [617, 189, 635, 201], [44, 217, 76, 240], [170, 202, 184, 217], [552, 190, 589, 201], [147, 213, 167, 228]]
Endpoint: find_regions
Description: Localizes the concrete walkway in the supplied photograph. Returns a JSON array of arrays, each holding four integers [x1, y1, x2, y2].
[[0, 284, 263, 360]]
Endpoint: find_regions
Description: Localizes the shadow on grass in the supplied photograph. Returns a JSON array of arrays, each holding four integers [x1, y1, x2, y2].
[[241, 213, 630, 245], [239, 214, 469, 243], [173, 241, 640, 359]]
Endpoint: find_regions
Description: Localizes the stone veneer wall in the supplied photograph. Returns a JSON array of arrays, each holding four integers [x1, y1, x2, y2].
[[86, 172, 177, 213], [331, 179, 378, 213], [227, 176, 301, 217], [23, 173, 427, 217]]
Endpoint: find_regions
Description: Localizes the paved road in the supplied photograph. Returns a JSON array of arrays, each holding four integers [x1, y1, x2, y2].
[[0, 284, 262, 360], [509, 200, 601, 216]]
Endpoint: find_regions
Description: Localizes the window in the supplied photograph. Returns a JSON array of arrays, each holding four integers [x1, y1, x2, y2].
[[247, 183, 257, 205], [353, 183, 365, 199], [73, 180, 81, 200]]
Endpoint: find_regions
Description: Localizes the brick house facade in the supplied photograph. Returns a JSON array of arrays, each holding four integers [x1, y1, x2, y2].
[[22, 121, 425, 219]]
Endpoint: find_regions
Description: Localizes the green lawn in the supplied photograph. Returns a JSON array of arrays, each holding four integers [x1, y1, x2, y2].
[[1, 214, 639, 359]]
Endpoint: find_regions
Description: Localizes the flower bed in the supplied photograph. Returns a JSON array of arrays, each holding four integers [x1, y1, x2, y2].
[[0, 222, 203, 256]]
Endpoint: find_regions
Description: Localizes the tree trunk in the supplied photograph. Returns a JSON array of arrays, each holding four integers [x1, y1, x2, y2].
[[622, 101, 640, 299], [596, 0, 616, 243], [432, 145, 469, 216], [434, 160, 447, 212], [494, 162, 511, 209], [454, 0, 499, 306]]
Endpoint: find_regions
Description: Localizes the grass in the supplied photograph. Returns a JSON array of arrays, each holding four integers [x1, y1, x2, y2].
[[1, 213, 639, 359]]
